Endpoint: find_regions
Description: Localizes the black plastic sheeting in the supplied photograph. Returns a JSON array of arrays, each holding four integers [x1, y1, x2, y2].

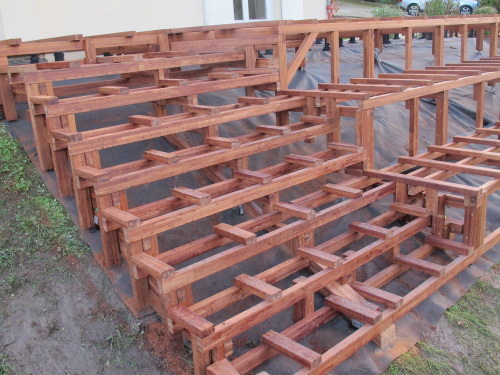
[[5, 35, 499, 374]]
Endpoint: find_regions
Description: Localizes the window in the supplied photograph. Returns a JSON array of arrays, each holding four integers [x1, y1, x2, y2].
[[233, 0, 271, 21]]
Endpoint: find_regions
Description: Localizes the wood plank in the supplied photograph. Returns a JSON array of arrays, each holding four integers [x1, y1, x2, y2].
[[398, 156, 500, 179], [129, 115, 161, 126], [73, 166, 109, 182], [233, 169, 272, 184], [214, 223, 256, 245], [207, 359, 239, 375], [390, 203, 430, 218], [284, 154, 322, 167], [300, 115, 334, 124], [317, 83, 404, 93], [209, 72, 239, 79], [30, 95, 58, 105], [322, 184, 363, 199], [327, 142, 363, 153], [36, 60, 82, 70], [325, 295, 381, 325], [297, 247, 343, 269], [158, 78, 189, 87], [50, 128, 82, 142], [262, 330, 322, 369], [98, 86, 129, 95], [425, 235, 473, 255], [167, 304, 215, 338], [273, 202, 316, 220], [143, 150, 179, 164], [393, 255, 445, 276], [234, 274, 282, 302], [476, 127, 500, 136], [349, 222, 393, 240], [350, 282, 403, 309], [256, 125, 291, 135], [427, 145, 500, 162], [453, 135, 500, 148], [350, 78, 433, 86], [280, 89, 369, 100], [102, 207, 140, 229], [187, 105, 220, 115], [172, 187, 211, 205], [206, 136, 240, 149], [131, 252, 175, 280], [364, 170, 483, 197]]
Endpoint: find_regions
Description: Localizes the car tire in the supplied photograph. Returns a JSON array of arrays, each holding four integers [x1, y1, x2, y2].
[[407, 4, 420, 16], [460, 5, 473, 14]]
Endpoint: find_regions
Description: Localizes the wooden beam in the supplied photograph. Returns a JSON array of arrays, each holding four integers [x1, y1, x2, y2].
[[233, 169, 272, 185], [234, 274, 282, 302], [393, 255, 445, 276], [390, 203, 430, 218], [322, 184, 363, 199], [129, 115, 161, 126], [214, 223, 257, 245], [143, 150, 179, 164], [167, 304, 215, 338], [256, 125, 291, 135], [98, 86, 129, 95], [206, 136, 240, 149], [425, 235, 472, 255], [284, 154, 322, 167], [131, 252, 175, 280], [262, 330, 322, 369], [349, 222, 393, 240], [350, 282, 403, 309], [273, 202, 316, 220], [297, 247, 343, 269], [325, 295, 381, 325], [172, 187, 211, 205]]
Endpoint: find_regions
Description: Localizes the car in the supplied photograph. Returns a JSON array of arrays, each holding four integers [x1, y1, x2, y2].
[[398, 0, 479, 15]]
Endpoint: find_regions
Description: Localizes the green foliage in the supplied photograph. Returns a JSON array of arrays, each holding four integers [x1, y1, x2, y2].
[[424, 0, 459, 15], [479, 0, 500, 11], [378, 0, 399, 5], [475, 5, 497, 13], [0, 353, 15, 375], [0, 123, 89, 298], [372, 5, 405, 17], [384, 342, 455, 375]]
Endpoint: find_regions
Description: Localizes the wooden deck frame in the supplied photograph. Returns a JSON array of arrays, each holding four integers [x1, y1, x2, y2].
[[2, 14, 499, 375]]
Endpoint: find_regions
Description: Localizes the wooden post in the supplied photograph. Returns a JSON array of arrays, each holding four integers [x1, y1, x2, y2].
[[434, 25, 445, 66], [406, 98, 419, 156], [460, 24, 468, 62], [435, 91, 449, 145], [404, 27, 413, 70], [473, 82, 486, 128], [330, 31, 340, 84], [489, 23, 499, 57], [362, 29, 375, 78]]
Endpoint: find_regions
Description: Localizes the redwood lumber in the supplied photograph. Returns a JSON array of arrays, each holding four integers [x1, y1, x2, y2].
[[390, 203, 430, 218], [214, 223, 257, 245], [234, 274, 282, 302], [284, 154, 322, 167], [393, 255, 445, 276], [207, 359, 239, 375], [167, 304, 215, 338], [205, 136, 240, 149], [261, 330, 322, 369], [98, 86, 129, 95], [349, 222, 394, 240], [297, 247, 343, 269], [325, 295, 381, 324], [172, 187, 211, 205], [131, 252, 175, 280], [273, 202, 316, 220], [233, 169, 272, 184], [322, 184, 363, 199], [425, 235, 472, 255], [143, 150, 179, 164], [350, 282, 403, 309], [129, 115, 162, 126], [256, 125, 291, 135]]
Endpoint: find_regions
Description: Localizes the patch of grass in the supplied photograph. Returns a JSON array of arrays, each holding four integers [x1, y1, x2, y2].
[[385, 267, 500, 375], [105, 322, 144, 367], [0, 353, 15, 375], [384, 342, 455, 375], [0, 123, 90, 297]]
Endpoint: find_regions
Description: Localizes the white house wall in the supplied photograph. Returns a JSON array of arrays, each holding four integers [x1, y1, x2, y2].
[[0, 0, 328, 41]]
